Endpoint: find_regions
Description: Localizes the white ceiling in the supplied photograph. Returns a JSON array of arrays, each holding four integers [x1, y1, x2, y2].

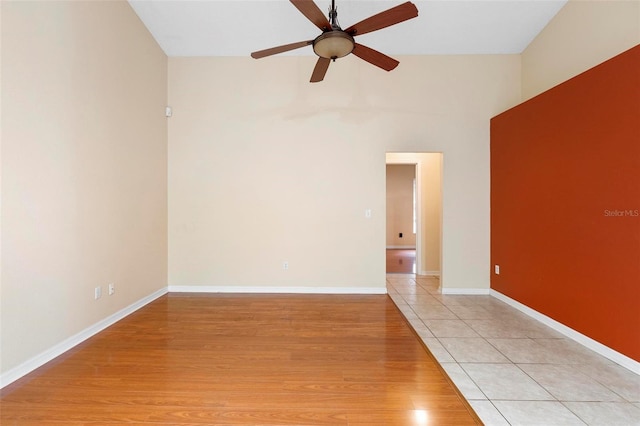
[[128, 0, 567, 57]]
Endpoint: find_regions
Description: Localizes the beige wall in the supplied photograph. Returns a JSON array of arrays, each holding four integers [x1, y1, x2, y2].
[[386, 165, 416, 248], [168, 55, 520, 291], [522, 0, 640, 100], [1, 1, 168, 375]]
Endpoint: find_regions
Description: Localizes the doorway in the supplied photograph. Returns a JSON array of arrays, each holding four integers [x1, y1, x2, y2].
[[386, 153, 442, 278]]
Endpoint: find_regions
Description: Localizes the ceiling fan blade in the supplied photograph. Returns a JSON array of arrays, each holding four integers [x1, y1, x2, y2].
[[290, 0, 331, 31], [251, 40, 313, 59], [310, 57, 331, 82], [345, 2, 418, 37], [352, 43, 399, 71]]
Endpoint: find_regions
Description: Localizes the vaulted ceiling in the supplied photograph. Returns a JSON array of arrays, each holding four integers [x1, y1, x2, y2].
[[128, 0, 567, 57]]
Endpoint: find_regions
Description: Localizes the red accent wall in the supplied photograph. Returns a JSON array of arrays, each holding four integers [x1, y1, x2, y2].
[[491, 45, 640, 361]]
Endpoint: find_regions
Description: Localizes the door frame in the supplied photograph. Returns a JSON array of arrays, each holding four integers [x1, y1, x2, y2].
[[386, 152, 443, 279]]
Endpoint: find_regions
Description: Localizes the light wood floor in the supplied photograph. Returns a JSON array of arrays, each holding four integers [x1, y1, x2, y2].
[[386, 249, 416, 274], [0, 294, 481, 425]]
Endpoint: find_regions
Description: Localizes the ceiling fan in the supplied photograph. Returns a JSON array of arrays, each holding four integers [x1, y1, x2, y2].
[[251, 0, 419, 83]]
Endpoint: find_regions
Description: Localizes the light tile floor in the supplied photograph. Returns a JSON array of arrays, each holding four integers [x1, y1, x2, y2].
[[386, 274, 640, 426]]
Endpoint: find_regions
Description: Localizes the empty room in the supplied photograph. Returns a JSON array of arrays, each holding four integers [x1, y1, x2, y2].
[[1, 0, 639, 424]]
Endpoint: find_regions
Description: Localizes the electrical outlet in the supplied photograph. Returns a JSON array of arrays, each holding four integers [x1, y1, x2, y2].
[[108, 283, 115, 296], [94, 286, 102, 300], [283, 261, 289, 270], [494, 265, 500, 275]]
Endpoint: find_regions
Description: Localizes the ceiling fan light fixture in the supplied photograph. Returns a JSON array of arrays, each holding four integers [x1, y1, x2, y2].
[[251, 1, 419, 82], [313, 31, 354, 59]]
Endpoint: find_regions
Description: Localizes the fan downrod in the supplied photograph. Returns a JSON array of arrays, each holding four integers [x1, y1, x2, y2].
[[313, 0, 354, 61]]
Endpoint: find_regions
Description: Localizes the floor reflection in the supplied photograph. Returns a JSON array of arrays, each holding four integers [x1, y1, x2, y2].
[[386, 249, 416, 274]]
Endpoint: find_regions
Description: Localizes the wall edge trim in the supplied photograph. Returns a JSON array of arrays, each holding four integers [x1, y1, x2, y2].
[[490, 289, 640, 375], [0, 287, 169, 389], [168, 286, 387, 295], [441, 288, 490, 295]]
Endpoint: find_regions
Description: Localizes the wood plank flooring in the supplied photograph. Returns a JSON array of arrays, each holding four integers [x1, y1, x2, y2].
[[386, 249, 416, 274], [0, 294, 481, 425]]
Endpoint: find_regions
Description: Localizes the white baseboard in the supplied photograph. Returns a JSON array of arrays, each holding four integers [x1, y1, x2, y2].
[[418, 270, 440, 277], [0, 287, 168, 389], [168, 285, 387, 295], [491, 289, 640, 375], [442, 287, 490, 295], [386, 245, 416, 250]]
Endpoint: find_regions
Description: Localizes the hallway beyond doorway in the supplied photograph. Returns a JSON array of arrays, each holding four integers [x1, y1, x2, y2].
[[386, 152, 442, 279]]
